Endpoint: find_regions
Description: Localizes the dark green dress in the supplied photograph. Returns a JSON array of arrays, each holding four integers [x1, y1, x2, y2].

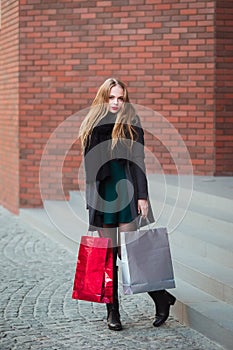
[[99, 160, 132, 225]]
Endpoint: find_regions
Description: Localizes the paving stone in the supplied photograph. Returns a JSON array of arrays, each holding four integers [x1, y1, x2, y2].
[[0, 207, 224, 350]]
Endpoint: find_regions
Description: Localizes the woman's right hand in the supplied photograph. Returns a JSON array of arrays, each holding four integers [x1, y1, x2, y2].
[[138, 199, 148, 219]]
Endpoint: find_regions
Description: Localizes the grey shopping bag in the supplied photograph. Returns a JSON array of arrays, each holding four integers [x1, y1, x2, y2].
[[120, 226, 175, 295]]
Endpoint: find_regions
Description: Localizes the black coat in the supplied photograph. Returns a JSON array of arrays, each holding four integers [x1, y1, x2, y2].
[[84, 112, 154, 229]]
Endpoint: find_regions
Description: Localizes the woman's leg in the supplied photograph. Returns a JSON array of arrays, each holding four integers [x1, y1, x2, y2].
[[148, 290, 176, 327], [118, 221, 137, 259], [102, 224, 122, 331], [118, 221, 137, 232]]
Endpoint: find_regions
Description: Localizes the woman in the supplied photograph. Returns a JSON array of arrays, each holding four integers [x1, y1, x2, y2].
[[79, 78, 176, 331]]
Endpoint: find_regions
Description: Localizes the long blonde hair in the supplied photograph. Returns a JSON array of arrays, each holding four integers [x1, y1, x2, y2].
[[79, 78, 137, 150]]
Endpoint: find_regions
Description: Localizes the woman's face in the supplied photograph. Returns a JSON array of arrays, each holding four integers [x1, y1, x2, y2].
[[108, 85, 124, 114]]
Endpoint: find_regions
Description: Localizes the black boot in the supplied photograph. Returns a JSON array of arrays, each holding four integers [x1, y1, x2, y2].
[[148, 290, 176, 327], [106, 299, 122, 331], [106, 249, 122, 331]]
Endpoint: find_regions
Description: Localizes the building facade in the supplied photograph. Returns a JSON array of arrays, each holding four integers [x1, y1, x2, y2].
[[0, 0, 232, 213]]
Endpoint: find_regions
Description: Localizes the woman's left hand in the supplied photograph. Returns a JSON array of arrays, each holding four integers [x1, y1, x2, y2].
[[138, 199, 148, 218]]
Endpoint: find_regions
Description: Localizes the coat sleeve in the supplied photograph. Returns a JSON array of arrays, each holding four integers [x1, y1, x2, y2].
[[131, 119, 148, 200], [84, 127, 100, 183]]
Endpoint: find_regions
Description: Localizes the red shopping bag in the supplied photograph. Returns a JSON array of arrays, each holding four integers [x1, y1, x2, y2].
[[72, 234, 113, 303]]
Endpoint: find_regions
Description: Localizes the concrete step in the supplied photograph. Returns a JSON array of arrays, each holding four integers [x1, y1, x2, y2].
[[20, 205, 80, 255], [151, 199, 233, 269], [151, 197, 233, 236], [148, 174, 233, 224], [69, 190, 86, 210], [20, 175, 233, 350], [170, 278, 233, 350], [170, 226, 233, 270], [171, 245, 233, 305]]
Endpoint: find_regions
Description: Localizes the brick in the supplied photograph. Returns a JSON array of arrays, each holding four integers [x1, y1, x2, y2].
[[215, 0, 233, 174], [0, 1, 20, 214]]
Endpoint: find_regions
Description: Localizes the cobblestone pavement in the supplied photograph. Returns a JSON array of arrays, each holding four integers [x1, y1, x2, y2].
[[0, 207, 224, 350]]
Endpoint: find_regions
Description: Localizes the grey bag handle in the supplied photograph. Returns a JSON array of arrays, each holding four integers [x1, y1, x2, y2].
[[138, 215, 152, 231]]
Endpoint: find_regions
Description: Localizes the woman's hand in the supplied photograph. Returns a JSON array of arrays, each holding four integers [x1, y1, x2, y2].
[[138, 199, 148, 218]]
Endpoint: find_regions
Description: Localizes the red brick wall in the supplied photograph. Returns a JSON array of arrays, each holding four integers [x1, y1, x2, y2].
[[215, 0, 233, 175], [17, 0, 217, 208], [2, 1, 230, 210], [0, 0, 19, 214]]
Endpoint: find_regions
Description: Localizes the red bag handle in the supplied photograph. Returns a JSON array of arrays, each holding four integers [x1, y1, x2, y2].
[[98, 229, 104, 238], [87, 230, 105, 238]]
